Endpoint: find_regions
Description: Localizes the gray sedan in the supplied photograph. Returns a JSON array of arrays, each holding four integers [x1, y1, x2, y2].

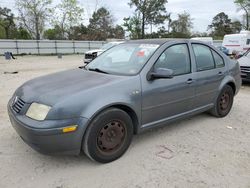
[[8, 39, 241, 163]]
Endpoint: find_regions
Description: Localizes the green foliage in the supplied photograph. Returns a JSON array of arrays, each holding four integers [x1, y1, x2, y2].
[[68, 24, 89, 40], [123, 13, 142, 39], [53, 0, 84, 39], [16, 0, 52, 39], [110, 25, 125, 39], [128, 0, 168, 38], [0, 26, 5, 38], [0, 7, 15, 39], [209, 12, 242, 38], [16, 26, 32, 39], [170, 12, 193, 36], [88, 7, 124, 40], [234, 0, 250, 30], [231, 20, 243, 33], [44, 25, 63, 40]]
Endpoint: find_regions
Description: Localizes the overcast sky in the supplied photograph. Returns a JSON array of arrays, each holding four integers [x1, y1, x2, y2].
[[0, 0, 244, 33]]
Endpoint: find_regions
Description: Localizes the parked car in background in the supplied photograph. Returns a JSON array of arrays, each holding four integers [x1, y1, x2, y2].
[[217, 46, 229, 55], [237, 49, 250, 82], [8, 39, 241, 163], [84, 41, 124, 64], [191, 37, 214, 45], [222, 30, 250, 55]]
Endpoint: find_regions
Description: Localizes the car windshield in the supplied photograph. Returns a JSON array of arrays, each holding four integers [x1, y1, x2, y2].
[[86, 43, 159, 75], [244, 49, 250, 57], [100, 43, 117, 50]]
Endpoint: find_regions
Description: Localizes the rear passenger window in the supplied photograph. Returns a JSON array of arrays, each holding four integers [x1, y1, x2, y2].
[[212, 50, 224, 68], [154, 44, 191, 76], [192, 44, 215, 71]]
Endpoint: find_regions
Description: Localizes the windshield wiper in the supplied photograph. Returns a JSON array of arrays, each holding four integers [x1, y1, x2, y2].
[[88, 68, 109, 74]]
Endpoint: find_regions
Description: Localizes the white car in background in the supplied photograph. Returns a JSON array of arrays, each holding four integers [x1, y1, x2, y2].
[[84, 41, 124, 64], [191, 37, 214, 45], [222, 31, 250, 55]]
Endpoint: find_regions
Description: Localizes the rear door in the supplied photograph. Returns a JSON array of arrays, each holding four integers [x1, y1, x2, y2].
[[191, 43, 227, 109]]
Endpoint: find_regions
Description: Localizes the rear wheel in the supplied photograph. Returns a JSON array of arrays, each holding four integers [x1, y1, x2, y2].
[[210, 85, 234, 117], [83, 108, 133, 163]]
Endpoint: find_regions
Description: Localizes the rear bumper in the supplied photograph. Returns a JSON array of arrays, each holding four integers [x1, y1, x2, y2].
[[8, 104, 89, 155]]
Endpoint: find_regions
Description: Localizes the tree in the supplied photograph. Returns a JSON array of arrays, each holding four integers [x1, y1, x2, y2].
[[166, 12, 172, 33], [123, 13, 142, 39], [234, 0, 250, 30], [16, 0, 52, 40], [110, 25, 125, 39], [16, 26, 32, 39], [88, 7, 114, 40], [68, 24, 89, 40], [53, 0, 84, 39], [208, 12, 233, 38], [170, 12, 193, 37], [231, 20, 243, 33], [0, 7, 15, 39], [44, 25, 63, 40], [128, 0, 168, 38]]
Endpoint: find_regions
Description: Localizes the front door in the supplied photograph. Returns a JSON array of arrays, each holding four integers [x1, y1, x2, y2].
[[141, 43, 195, 127]]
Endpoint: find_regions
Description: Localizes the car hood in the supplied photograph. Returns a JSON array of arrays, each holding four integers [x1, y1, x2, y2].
[[238, 56, 250, 67], [15, 68, 126, 105]]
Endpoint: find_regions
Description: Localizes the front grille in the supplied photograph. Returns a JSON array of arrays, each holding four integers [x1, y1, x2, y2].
[[85, 53, 97, 60], [12, 97, 25, 113], [85, 53, 94, 59], [240, 66, 250, 73]]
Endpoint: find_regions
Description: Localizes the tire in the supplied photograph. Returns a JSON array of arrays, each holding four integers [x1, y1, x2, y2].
[[210, 85, 234, 117], [83, 108, 133, 163]]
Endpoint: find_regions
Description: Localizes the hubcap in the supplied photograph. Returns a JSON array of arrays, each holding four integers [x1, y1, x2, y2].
[[97, 120, 126, 153], [220, 92, 230, 111]]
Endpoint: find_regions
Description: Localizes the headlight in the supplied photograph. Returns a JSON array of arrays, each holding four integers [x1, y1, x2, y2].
[[26, 103, 51, 121]]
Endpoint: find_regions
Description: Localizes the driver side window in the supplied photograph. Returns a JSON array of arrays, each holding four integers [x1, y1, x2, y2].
[[154, 44, 191, 76]]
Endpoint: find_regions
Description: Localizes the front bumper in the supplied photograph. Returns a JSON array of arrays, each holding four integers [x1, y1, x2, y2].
[[8, 103, 89, 155], [240, 66, 250, 82], [84, 58, 92, 64]]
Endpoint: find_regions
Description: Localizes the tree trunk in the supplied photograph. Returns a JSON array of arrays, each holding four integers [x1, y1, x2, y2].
[[141, 13, 145, 39], [243, 6, 249, 30], [35, 16, 40, 40], [246, 13, 249, 30], [3, 26, 10, 39]]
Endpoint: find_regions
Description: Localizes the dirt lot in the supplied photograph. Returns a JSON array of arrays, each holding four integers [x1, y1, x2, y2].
[[0, 55, 250, 188]]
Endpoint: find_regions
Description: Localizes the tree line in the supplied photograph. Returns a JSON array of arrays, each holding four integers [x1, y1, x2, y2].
[[0, 0, 249, 40]]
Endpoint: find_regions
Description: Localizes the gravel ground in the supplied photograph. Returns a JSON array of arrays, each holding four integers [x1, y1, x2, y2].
[[0, 55, 250, 188]]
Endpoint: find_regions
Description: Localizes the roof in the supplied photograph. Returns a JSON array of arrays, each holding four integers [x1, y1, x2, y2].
[[126, 38, 189, 45]]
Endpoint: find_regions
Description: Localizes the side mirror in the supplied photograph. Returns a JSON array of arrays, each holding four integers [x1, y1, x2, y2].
[[148, 68, 174, 80]]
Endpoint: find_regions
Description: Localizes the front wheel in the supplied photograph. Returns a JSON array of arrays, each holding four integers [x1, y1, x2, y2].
[[83, 108, 133, 163], [210, 85, 234, 117]]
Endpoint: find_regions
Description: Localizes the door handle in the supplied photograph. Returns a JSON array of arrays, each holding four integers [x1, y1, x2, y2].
[[218, 71, 223, 76], [186, 78, 193, 84]]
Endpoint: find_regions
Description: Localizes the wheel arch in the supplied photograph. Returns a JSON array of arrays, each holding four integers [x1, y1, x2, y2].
[[86, 103, 140, 135], [226, 81, 236, 95], [219, 76, 236, 95]]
